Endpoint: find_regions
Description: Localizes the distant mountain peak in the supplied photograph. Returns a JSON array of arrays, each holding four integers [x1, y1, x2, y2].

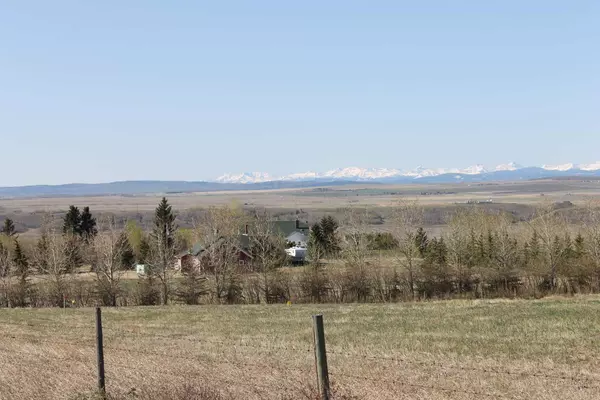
[[494, 162, 522, 172], [542, 163, 576, 172], [216, 172, 274, 184], [213, 161, 600, 184]]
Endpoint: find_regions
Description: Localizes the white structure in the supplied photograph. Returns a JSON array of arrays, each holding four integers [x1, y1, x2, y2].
[[136, 264, 148, 276], [286, 246, 307, 263]]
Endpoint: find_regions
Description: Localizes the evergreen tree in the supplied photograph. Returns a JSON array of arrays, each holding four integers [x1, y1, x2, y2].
[[174, 269, 208, 305], [434, 237, 448, 265], [13, 240, 28, 277], [150, 197, 177, 305], [1, 218, 16, 236], [35, 231, 50, 273], [12, 239, 31, 307], [465, 229, 479, 268], [63, 234, 83, 272], [138, 236, 150, 264], [307, 216, 340, 258], [308, 226, 325, 264], [80, 207, 98, 240], [0, 241, 10, 307], [529, 231, 540, 259], [116, 231, 135, 269], [487, 231, 496, 262], [153, 197, 176, 250], [414, 227, 429, 257], [320, 216, 340, 256], [0, 241, 10, 278], [63, 206, 82, 235]]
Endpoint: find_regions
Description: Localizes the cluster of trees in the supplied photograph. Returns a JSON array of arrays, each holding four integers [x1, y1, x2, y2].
[[3, 198, 600, 308], [0, 205, 103, 307], [0, 198, 294, 307], [327, 200, 600, 301], [308, 216, 341, 261]]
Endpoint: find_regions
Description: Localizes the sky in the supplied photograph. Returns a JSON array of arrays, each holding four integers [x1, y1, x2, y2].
[[1, 1, 599, 186]]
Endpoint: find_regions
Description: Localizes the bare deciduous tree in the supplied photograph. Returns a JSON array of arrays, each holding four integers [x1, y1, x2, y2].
[[194, 205, 247, 304], [341, 207, 372, 302], [529, 201, 570, 290], [392, 199, 424, 299], [444, 209, 476, 294], [582, 199, 600, 289], [38, 228, 74, 306], [489, 213, 521, 293], [91, 217, 130, 306]]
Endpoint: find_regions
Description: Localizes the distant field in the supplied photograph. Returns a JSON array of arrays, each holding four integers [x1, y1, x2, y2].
[[2, 179, 600, 237], [2, 180, 600, 213], [1, 297, 600, 399]]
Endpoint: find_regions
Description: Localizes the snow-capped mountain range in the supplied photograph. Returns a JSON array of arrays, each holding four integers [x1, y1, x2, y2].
[[216, 162, 600, 184]]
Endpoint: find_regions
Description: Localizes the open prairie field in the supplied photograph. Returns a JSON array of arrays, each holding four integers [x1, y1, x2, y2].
[[1, 297, 600, 400], [2, 180, 600, 214]]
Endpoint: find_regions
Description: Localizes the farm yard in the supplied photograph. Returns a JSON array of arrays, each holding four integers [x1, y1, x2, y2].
[[1, 297, 600, 400]]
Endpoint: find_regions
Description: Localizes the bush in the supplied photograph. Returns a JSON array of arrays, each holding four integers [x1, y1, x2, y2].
[[175, 270, 208, 305], [366, 232, 398, 250], [136, 277, 161, 306], [298, 265, 330, 303]]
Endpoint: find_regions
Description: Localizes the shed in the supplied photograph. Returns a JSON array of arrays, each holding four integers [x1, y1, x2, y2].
[[135, 264, 148, 276]]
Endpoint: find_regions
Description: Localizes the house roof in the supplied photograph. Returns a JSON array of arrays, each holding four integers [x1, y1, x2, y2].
[[190, 234, 252, 258], [188, 220, 308, 257], [272, 220, 309, 237], [286, 231, 308, 244]]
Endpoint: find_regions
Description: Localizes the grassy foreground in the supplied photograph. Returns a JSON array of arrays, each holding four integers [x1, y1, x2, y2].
[[1, 297, 600, 399]]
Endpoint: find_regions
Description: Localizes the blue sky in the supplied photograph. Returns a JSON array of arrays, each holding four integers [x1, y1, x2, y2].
[[1, 1, 599, 186]]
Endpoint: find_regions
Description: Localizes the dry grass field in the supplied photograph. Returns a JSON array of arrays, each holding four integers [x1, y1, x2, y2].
[[2, 180, 600, 214], [1, 297, 600, 399]]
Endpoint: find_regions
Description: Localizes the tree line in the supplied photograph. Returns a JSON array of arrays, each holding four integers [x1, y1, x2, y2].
[[2, 198, 600, 307]]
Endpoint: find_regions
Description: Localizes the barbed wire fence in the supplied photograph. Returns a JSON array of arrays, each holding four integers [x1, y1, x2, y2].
[[1, 309, 599, 400]]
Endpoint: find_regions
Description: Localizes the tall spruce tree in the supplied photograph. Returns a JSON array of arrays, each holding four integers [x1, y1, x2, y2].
[[320, 216, 340, 256], [1, 218, 16, 236], [414, 227, 429, 257], [116, 231, 135, 269], [153, 197, 176, 249], [150, 197, 177, 305], [12, 239, 31, 307], [63, 206, 82, 235], [80, 207, 98, 240]]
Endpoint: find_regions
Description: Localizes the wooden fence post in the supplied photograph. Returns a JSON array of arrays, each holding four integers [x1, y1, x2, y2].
[[313, 314, 330, 400], [95, 307, 106, 397]]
